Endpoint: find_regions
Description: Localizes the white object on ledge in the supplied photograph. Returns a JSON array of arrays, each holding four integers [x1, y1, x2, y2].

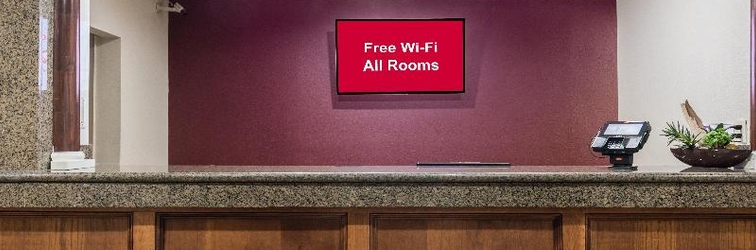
[[50, 151, 95, 172]]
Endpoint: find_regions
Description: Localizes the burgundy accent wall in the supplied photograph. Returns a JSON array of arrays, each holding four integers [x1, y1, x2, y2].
[[169, 0, 618, 166]]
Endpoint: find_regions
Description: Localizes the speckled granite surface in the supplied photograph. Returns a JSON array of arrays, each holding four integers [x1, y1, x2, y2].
[[2, 165, 756, 183], [37, 0, 54, 170], [81, 145, 92, 159], [0, 165, 755, 208], [0, 1, 43, 170], [0, 1, 53, 170]]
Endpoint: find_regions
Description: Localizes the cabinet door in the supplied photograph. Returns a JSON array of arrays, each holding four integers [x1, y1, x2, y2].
[[371, 214, 561, 250], [0, 212, 131, 250], [588, 214, 756, 250], [160, 213, 346, 250]]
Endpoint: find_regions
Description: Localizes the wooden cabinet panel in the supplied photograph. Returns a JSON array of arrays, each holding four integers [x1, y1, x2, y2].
[[0, 213, 131, 250], [371, 214, 561, 250], [159, 213, 346, 250], [588, 214, 756, 250]]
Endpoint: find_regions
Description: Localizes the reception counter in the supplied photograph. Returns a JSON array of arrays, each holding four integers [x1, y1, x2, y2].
[[2, 165, 756, 208], [1, 165, 756, 250]]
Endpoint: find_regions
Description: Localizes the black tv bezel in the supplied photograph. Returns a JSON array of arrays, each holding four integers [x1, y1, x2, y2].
[[598, 121, 652, 137], [335, 18, 466, 95]]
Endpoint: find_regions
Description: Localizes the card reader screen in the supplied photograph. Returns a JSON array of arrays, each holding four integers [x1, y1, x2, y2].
[[603, 123, 644, 136]]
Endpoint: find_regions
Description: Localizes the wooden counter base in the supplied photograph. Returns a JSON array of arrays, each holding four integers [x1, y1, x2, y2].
[[1, 208, 755, 250]]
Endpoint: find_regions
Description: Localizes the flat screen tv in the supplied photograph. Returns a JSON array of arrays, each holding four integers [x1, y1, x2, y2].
[[336, 19, 465, 94]]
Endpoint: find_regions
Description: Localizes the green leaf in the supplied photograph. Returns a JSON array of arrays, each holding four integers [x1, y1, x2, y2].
[[660, 121, 700, 149]]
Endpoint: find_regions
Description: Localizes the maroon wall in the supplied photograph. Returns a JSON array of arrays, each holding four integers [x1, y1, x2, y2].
[[169, 0, 618, 166]]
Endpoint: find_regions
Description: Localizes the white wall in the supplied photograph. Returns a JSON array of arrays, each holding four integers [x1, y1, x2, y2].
[[617, 0, 751, 165], [90, 0, 168, 171], [80, 0, 90, 145], [92, 29, 121, 171]]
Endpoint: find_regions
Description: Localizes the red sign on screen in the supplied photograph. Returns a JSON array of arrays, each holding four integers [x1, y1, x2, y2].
[[336, 19, 465, 94]]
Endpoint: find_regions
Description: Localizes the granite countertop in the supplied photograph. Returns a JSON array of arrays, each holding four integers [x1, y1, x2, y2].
[[0, 165, 754, 183], [0, 165, 755, 208]]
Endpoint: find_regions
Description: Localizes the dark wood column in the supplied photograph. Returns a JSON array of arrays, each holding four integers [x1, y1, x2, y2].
[[53, 0, 81, 151]]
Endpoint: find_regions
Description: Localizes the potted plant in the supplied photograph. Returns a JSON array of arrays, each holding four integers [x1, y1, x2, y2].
[[662, 122, 749, 168]]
